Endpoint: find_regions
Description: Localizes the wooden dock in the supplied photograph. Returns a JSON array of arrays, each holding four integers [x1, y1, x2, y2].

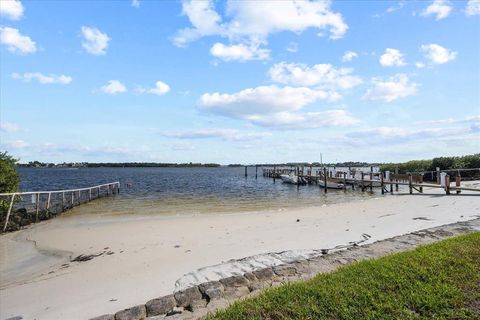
[[260, 166, 480, 195], [0, 181, 120, 231]]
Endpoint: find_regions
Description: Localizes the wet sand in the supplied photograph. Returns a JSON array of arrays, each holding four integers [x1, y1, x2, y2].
[[0, 187, 479, 320]]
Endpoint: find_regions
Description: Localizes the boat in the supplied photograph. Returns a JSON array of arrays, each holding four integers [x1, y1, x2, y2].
[[280, 173, 306, 185], [319, 179, 344, 189]]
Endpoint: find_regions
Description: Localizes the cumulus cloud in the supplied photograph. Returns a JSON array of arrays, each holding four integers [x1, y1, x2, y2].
[[342, 51, 358, 62], [136, 81, 171, 96], [268, 62, 362, 90], [0, 27, 36, 54], [379, 48, 406, 67], [163, 128, 272, 141], [420, 43, 457, 64], [247, 110, 359, 129], [173, 0, 347, 61], [200, 85, 341, 119], [100, 80, 127, 94], [466, 0, 480, 15], [362, 74, 417, 102], [197, 84, 359, 129], [421, 0, 452, 20], [0, 0, 24, 20], [210, 42, 270, 61], [12, 72, 72, 84], [81, 26, 110, 55], [0, 122, 20, 132]]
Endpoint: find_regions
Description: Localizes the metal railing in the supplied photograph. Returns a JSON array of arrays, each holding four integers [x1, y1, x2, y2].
[[1, 181, 120, 231]]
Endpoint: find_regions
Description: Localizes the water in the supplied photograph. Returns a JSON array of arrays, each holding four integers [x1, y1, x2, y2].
[[17, 167, 374, 216]]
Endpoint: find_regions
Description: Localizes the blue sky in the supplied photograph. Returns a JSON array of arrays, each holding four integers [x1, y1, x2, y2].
[[0, 0, 479, 164]]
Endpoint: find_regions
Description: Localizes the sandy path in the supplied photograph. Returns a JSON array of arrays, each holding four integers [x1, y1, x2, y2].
[[1, 188, 479, 320]]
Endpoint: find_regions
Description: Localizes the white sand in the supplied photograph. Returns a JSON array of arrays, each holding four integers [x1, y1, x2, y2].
[[1, 187, 479, 320]]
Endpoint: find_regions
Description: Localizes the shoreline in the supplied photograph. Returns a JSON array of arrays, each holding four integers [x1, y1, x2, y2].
[[1, 187, 479, 319]]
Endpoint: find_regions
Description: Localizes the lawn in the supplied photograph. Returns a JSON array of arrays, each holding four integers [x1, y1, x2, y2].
[[206, 232, 480, 320]]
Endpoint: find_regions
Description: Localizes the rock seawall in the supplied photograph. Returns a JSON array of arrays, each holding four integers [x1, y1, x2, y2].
[[90, 218, 480, 320]]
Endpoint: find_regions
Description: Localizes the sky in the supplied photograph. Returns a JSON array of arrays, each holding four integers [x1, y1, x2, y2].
[[0, 0, 479, 164]]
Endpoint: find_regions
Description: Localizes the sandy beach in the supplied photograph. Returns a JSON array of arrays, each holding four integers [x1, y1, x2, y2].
[[1, 187, 479, 320]]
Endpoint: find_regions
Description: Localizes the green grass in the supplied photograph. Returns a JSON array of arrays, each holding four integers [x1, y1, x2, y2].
[[206, 232, 480, 320]]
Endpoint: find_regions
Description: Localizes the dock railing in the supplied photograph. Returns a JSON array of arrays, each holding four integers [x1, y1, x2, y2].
[[261, 166, 480, 195], [1, 181, 120, 231]]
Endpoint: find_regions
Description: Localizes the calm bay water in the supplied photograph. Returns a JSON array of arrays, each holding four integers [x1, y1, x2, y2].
[[18, 167, 374, 216]]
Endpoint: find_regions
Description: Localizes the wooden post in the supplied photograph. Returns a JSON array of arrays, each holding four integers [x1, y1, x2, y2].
[[78, 190, 81, 204], [35, 193, 40, 222], [361, 172, 365, 191], [395, 168, 399, 191], [3, 194, 16, 231], [455, 175, 461, 194], [89, 188, 92, 201], [381, 173, 384, 194], [408, 174, 413, 194], [343, 172, 347, 190], [323, 167, 327, 193], [62, 192, 66, 211], [273, 166, 276, 183], [71, 191, 74, 207], [369, 170, 373, 192], [117, 183, 120, 194], [245, 166, 248, 178], [255, 165, 258, 179], [296, 166, 300, 187], [445, 175, 451, 195], [46, 192, 51, 212]]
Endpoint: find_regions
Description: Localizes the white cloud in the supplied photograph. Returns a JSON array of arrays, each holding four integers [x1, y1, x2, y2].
[[373, 1, 406, 17], [420, 43, 457, 64], [81, 26, 110, 55], [416, 115, 480, 126], [12, 72, 72, 84], [362, 74, 417, 102], [247, 110, 359, 129], [0, 122, 20, 132], [136, 81, 170, 96], [1, 139, 29, 149], [286, 42, 298, 53], [346, 124, 477, 145], [173, 0, 348, 60], [100, 80, 127, 94], [342, 51, 358, 62], [0, 0, 24, 20], [268, 62, 362, 90], [200, 85, 341, 119], [415, 62, 426, 69], [379, 48, 406, 67], [0, 27, 36, 54], [132, 0, 140, 8], [163, 128, 272, 141], [210, 42, 269, 61], [466, 0, 480, 16], [421, 0, 452, 20]]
